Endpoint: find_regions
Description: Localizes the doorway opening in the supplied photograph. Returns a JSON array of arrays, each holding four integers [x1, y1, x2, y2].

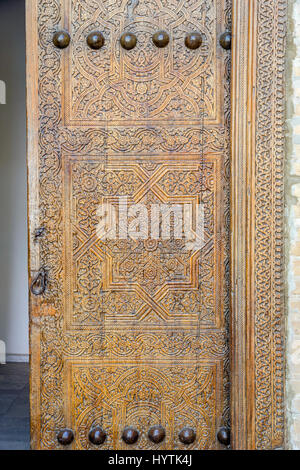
[[0, 0, 29, 450]]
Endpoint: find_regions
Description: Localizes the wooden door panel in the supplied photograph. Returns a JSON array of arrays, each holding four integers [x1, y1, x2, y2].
[[65, 0, 223, 126], [63, 155, 223, 330], [28, 0, 231, 450]]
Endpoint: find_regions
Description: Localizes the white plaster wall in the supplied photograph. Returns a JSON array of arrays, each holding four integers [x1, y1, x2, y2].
[[0, 0, 28, 362]]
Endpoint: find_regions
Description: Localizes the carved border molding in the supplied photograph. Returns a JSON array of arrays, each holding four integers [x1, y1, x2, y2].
[[231, 0, 287, 449]]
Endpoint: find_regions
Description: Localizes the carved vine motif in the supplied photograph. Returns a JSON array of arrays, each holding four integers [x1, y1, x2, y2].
[[254, 0, 286, 450], [37, 0, 65, 449], [40, 315, 228, 359], [59, 126, 225, 155]]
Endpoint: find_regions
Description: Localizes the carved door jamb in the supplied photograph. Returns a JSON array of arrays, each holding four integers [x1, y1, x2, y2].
[[230, 0, 286, 450]]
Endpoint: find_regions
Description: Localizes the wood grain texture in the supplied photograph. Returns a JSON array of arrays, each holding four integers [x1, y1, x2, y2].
[[230, 0, 256, 450]]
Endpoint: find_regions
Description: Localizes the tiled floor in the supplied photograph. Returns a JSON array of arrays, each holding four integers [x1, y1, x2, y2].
[[0, 362, 30, 450]]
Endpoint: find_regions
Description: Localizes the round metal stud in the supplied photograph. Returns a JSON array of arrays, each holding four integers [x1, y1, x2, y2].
[[185, 32, 202, 50], [57, 428, 74, 445], [122, 427, 139, 445], [87, 31, 105, 50], [52, 30, 71, 49], [120, 32, 137, 50], [219, 32, 231, 50], [148, 426, 166, 444], [217, 427, 230, 446], [88, 426, 107, 445], [152, 31, 170, 48], [178, 427, 196, 445]]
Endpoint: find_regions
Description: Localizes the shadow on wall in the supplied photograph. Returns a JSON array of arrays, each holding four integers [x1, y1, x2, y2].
[[0, 0, 28, 361]]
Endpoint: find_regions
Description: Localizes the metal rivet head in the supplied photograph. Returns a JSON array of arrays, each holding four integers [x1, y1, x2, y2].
[[178, 427, 196, 445], [57, 428, 74, 445], [152, 31, 170, 48], [185, 32, 202, 50], [148, 426, 166, 444], [87, 31, 105, 50], [120, 32, 137, 50], [217, 427, 230, 446], [219, 32, 231, 50], [122, 427, 139, 444], [52, 30, 70, 49], [88, 426, 107, 445]]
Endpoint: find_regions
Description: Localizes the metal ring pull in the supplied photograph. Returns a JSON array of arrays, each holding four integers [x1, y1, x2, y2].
[[30, 268, 47, 296], [87, 31, 105, 50], [185, 32, 202, 50], [52, 30, 70, 49]]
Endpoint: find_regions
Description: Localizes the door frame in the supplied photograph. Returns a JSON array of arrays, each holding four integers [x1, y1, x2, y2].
[[26, 0, 288, 449], [230, 0, 287, 449]]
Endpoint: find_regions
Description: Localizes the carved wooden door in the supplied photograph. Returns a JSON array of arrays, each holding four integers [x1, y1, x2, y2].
[[27, 0, 231, 450]]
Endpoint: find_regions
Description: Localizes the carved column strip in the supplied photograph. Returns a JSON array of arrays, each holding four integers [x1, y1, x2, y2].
[[231, 0, 287, 449], [254, 0, 287, 449], [231, 0, 256, 450]]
